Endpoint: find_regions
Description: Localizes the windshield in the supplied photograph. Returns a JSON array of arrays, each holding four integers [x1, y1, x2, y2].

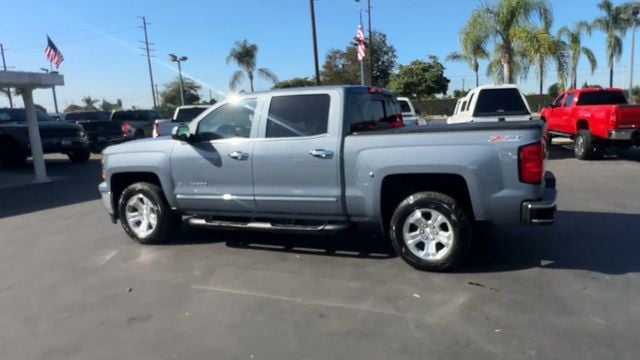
[[64, 111, 110, 121], [577, 91, 628, 105], [175, 107, 207, 122], [0, 109, 53, 123], [473, 88, 530, 117]]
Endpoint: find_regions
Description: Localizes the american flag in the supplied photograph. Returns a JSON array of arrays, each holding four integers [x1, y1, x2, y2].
[[45, 35, 64, 69], [356, 25, 366, 61]]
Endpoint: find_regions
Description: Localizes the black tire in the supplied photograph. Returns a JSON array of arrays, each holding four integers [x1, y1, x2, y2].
[[574, 129, 596, 160], [389, 191, 472, 272], [0, 140, 27, 168], [68, 148, 91, 163], [118, 182, 181, 244]]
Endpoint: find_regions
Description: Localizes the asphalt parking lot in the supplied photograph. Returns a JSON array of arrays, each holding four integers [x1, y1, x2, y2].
[[1, 145, 639, 360]]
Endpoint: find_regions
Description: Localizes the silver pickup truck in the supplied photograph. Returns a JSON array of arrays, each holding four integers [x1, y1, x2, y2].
[[99, 85, 556, 271]]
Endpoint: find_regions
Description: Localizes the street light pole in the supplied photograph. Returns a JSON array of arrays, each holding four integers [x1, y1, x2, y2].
[[309, 0, 321, 85], [169, 54, 188, 106], [367, 0, 373, 86]]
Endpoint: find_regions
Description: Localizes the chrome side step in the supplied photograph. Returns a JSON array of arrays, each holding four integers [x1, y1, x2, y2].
[[188, 217, 350, 233]]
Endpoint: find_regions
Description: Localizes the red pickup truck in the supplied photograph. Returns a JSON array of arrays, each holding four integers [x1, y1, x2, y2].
[[540, 87, 640, 159]]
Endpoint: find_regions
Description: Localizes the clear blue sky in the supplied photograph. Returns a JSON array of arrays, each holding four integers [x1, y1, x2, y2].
[[0, 0, 636, 111]]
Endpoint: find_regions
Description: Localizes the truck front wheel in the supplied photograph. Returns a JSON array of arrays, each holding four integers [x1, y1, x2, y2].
[[118, 182, 181, 244], [390, 192, 471, 272]]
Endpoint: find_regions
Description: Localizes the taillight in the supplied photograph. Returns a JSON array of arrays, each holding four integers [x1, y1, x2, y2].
[[152, 122, 159, 137], [518, 142, 544, 184], [389, 113, 404, 128], [608, 110, 617, 127], [368, 87, 383, 93], [121, 121, 129, 135]]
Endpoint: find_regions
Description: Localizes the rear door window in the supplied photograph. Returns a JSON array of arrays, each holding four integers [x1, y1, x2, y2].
[[266, 94, 330, 138], [576, 91, 628, 105]]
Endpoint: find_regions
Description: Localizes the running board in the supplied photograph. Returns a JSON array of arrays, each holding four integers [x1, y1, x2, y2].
[[188, 218, 350, 233]]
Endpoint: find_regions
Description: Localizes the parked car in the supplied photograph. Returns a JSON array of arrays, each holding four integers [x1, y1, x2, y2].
[[152, 105, 210, 137], [64, 111, 126, 153], [110, 110, 164, 139], [540, 87, 640, 160], [397, 97, 426, 126], [447, 85, 533, 124], [0, 108, 90, 167], [99, 85, 556, 271]]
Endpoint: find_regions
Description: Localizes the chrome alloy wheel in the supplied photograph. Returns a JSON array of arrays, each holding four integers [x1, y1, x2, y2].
[[125, 194, 159, 239], [402, 208, 454, 261], [575, 134, 585, 155]]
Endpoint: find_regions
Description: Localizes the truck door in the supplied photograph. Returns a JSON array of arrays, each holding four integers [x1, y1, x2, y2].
[[560, 92, 575, 133], [171, 98, 261, 213], [252, 92, 343, 216]]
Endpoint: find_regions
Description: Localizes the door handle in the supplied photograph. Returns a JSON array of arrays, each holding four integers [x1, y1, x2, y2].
[[228, 151, 249, 160], [309, 149, 334, 159]]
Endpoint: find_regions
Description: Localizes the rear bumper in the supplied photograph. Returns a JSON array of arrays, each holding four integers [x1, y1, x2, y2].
[[99, 181, 117, 224], [521, 171, 557, 225], [608, 128, 640, 142]]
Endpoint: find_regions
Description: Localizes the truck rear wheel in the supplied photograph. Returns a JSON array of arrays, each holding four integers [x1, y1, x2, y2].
[[574, 130, 597, 160], [118, 182, 181, 244], [389, 191, 471, 272]]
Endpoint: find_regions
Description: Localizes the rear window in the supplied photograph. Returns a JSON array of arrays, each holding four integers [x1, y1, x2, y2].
[[576, 91, 628, 105], [175, 107, 208, 122], [473, 88, 529, 116], [349, 93, 402, 132], [65, 111, 109, 121], [399, 100, 411, 113]]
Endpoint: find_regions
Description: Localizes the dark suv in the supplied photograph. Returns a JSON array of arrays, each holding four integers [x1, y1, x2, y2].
[[0, 108, 90, 167]]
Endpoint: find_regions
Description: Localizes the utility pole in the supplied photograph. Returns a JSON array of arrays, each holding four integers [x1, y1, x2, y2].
[[462, 78, 465, 92], [309, 0, 321, 85], [139, 16, 157, 109], [155, 83, 160, 106], [628, 5, 640, 104], [367, 0, 373, 86], [1, 44, 13, 108]]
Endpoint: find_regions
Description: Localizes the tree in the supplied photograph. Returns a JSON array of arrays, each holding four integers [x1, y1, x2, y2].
[[517, 23, 568, 94], [388, 56, 450, 98], [81, 96, 99, 111], [321, 31, 397, 87], [558, 22, 598, 89], [447, 14, 490, 87], [467, 0, 552, 84], [453, 89, 470, 98], [99, 99, 123, 112], [160, 77, 201, 108], [273, 77, 316, 89], [547, 82, 561, 98], [593, 0, 628, 87], [226, 39, 278, 92], [64, 104, 83, 113]]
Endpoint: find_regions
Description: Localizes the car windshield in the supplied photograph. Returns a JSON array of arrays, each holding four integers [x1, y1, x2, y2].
[[577, 91, 628, 105], [0, 109, 53, 123], [175, 107, 207, 122], [473, 88, 530, 116], [399, 100, 411, 113], [64, 111, 109, 121]]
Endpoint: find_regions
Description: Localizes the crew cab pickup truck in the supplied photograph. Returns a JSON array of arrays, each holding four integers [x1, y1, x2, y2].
[[64, 111, 126, 153], [540, 87, 640, 160], [99, 86, 556, 271], [447, 85, 533, 124], [152, 105, 210, 137], [0, 108, 90, 167]]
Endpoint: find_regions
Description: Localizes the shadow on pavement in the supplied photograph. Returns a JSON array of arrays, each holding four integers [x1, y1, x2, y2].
[[462, 210, 640, 275], [0, 158, 101, 218], [548, 143, 640, 161]]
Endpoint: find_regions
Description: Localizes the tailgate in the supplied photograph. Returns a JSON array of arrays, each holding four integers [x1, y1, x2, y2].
[[616, 105, 640, 128]]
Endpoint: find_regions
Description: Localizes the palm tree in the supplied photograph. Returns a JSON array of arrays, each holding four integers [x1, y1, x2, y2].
[[593, 0, 628, 87], [447, 15, 490, 87], [226, 39, 278, 92], [558, 21, 598, 89], [81, 96, 99, 110], [467, 0, 552, 84], [517, 23, 568, 94]]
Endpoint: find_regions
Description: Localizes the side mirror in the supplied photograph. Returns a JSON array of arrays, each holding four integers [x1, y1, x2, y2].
[[172, 125, 191, 141]]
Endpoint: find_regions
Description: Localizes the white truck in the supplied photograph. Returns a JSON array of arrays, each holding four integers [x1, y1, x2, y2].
[[447, 85, 533, 124], [397, 97, 426, 126], [152, 105, 210, 137]]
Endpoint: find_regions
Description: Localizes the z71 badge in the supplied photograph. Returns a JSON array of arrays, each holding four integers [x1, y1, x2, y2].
[[488, 135, 522, 143]]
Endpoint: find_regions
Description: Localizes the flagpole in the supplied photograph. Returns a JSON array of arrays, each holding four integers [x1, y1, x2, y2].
[[359, 9, 365, 86]]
